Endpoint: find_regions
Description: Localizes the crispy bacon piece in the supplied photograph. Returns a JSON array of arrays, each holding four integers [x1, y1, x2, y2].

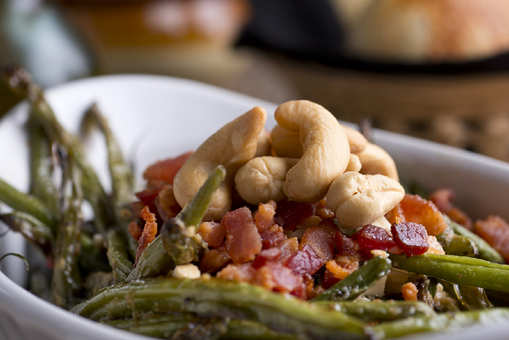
[[323, 256, 360, 288], [217, 263, 255, 282], [353, 224, 396, 254], [135, 206, 158, 263], [275, 200, 314, 230], [254, 201, 277, 232], [260, 224, 286, 249], [279, 237, 299, 263], [223, 207, 262, 263], [200, 247, 231, 273], [142, 152, 192, 185], [316, 199, 335, 219], [402, 282, 418, 301], [128, 220, 142, 241], [301, 224, 337, 263], [335, 232, 360, 257], [386, 205, 406, 225], [286, 244, 323, 276], [475, 216, 509, 263], [430, 189, 473, 230], [253, 248, 282, 268], [135, 187, 162, 215], [198, 222, 226, 248], [255, 262, 303, 293], [391, 222, 429, 256], [399, 194, 447, 236]]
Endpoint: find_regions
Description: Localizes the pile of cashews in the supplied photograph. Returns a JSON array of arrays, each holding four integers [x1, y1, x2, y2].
[[173, 100, 405, 231]]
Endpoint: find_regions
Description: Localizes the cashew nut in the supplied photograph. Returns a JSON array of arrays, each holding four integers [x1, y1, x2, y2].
[[173, 107, 267, 220], [235, 157, 298, 204], [358, 143, 399, 181], [346, 153, 362, 172], [270, 125, 302, 158], [255, 129, 272, 157], [344, 126, 368, 154], [271, 124, 366, 157], [326, 171, 405, 228], [275, 100, 350, 202]]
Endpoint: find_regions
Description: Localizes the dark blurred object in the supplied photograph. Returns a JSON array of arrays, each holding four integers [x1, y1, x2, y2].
[[0, 0, 93, 115]]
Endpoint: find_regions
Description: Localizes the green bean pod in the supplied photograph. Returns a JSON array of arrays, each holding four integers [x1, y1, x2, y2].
[[316, 300, 435, 322], [73, 278, 367, 340], [0, 212, 53, 256], [129, 166, 226, 280], [313, 257, 392, 302], [369, 308, 509, 339], [392, 254, 509, 293], [0, 177, 54, 227], [446, 216, 504, 263], [106, 229, 132, 282]]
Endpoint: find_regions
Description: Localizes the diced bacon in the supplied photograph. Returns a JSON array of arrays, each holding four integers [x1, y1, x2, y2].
[[399, 194, 448, 236], [217, 263, 255, 282], [391, 222, 429, 256], [136, 206, 158, 263], [475, 216, 509, 263], [128, 220, 142, 241], [200, 247, 231, 273], [135, 187, 162, 215], [335, 232, 360, 257], [254, 201, 277, 232], [279, 237, 299, 263], [301, 224, 337, 262], [142, 152, 192, 185], [316, 199, 335, 219], [198, 222, 225, 248], [223, 207, 262, 263], [255, 262, 303, 293], [275, 200, 314, 230], [260, 224, 286, 249], [253, 248, 282, 268], [430, 189, 473, 230], [402, 282, 418, 301], [155, 185, 181, 221], [286, 244, 323, 276]]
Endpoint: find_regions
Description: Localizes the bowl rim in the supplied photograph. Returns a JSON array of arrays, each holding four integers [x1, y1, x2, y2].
[[1, 73, 509, 340]]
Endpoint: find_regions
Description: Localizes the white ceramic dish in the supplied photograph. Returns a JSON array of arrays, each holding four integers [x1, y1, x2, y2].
[[1, 75, 509, 340]]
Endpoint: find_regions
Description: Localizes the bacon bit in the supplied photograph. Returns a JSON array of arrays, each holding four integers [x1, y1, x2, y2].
[[223, 207, 262, 263], [128, 220, 142, 241], [402, 282, 418, 301], [255, 262, 303, 293], [253, 248, 282, 268], [391, 223, 429, 256], [301, 224, 337, 262], [155, 185, 181, 221], [275, 200, 314, 230], [353, 225, 396, 254], [475, 216, 509, 263], [286, 244, 323, 276], [254, 201, 277, 232], [386, 205, 406, 225], [279, 237, 299, 263], [198, 222, 225, 248], [425, 236, 445, 255], [430, 189, 473, 230], [135, 187, 162, 215], [260, 224, 286, 249], [200, 247, 231, 273], [399, 194, 448, 236], [335, 232, 360, 257], [326, 257, 359, 281], [142, 152, 192, 185], [316, 200, 335, 219], [135, 206, 158, 263], [217, 263, 255, 282]]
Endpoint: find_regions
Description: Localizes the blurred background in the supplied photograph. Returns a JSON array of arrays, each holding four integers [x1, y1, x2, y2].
[[2, 0, 509, 160]]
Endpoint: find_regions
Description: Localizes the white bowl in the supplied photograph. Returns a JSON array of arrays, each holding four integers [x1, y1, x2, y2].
[[0, 75, 508, 340]]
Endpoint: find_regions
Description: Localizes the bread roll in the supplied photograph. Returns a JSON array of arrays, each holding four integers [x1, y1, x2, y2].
[[340, 0, 509, 63]]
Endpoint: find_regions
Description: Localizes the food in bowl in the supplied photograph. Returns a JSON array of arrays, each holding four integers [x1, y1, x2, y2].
[[2, 67, 509, 339]]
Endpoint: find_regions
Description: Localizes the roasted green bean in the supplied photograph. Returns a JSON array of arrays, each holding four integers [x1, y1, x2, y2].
[[313, 256, 392, 302], [73, 278, 367, 340], [0, 212, 53, 256], [392, 254, 509, 293], [128, 166, 226, 280], [106, 229, 132, 282]]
